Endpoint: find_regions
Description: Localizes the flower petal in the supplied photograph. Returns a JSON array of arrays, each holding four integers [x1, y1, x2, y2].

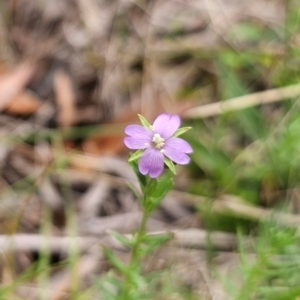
[[125, 125, 152, 139], [124, 137, 150, 150], [139, 148, 164, 178], [165, 137, 193, 153], [164, 146, 191, 165], [153, 113, 181, 139]]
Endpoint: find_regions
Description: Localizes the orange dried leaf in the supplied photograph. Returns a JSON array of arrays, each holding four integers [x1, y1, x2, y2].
[[83, 136, 125, 156], [5, 90, 42, 115], [82, 110, 140, 156], [0, 62, 36, 111], [54, 69, 77, 128]]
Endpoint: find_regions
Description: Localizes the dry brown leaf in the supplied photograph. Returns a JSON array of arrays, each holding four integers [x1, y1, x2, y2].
[[53, 69, 77, 128], [83, 135, 127, 156], [4, 90, 42, 115], [82, 109, 139, 156], [0, 62, 36, 111]]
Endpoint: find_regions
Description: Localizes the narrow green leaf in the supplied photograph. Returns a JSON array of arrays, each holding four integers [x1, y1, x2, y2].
[[173, 127, 192, 137], [129, 159, 147, 191], [128, 149, 144, 162], [103, 247, 129, 274], [141, 232, 173, 255], [153, 173, 174, 203], [164, 157, 176, 174], [137, 114, 152, 129], [98, 275, 122, 300], [109, 230, 133, 248], [145, 171, 174, 212], [145, 178, 158, 198], [129, 272, 147, 290], [143, 232, 173, 244], [127, 182, 143, 202]]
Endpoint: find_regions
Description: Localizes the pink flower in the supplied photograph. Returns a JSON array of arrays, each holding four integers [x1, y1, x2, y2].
[[124, 113, 193, 178]]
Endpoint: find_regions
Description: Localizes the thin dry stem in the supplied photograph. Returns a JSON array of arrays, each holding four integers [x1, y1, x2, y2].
[[183, 83, 300, 118]]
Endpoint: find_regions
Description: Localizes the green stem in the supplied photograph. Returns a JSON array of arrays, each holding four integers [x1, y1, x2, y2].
[[120, 177, 157, 299], [130, 208, 149, 265], [121, 206, 149, 299]]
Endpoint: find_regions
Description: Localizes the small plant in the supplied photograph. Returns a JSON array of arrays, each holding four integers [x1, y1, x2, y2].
[[225, 223, 300, 300], [100, 113, 192, 300]]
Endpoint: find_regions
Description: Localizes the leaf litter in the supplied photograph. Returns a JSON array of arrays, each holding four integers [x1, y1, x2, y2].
[[0, 0, 294, 299]]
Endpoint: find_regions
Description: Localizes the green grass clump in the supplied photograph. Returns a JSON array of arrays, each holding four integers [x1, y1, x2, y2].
[[230, 223, 300, 300]]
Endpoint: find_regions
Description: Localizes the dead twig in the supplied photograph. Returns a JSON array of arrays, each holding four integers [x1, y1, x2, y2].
[[183, 83, 300, 119], [55, 166, 300, 229], [0, 226, 248, 254], [0, 234, 97, 254], [171, 191, 300, 227], [79, 212, 167, 236]]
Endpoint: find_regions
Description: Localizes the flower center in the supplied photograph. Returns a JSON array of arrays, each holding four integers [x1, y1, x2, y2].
[[152, 133, 165, 149]]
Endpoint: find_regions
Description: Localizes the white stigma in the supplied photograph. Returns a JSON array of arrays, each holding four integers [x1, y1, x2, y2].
[[152, 133, 165, 149]]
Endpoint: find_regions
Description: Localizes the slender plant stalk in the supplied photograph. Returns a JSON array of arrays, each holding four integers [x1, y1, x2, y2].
[[120, 206, 149, 299], [130, 208, 149, 265]]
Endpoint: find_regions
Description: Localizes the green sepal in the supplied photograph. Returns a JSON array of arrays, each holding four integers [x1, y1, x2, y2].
[[138, 114, 152, 129], [128, 149, 144, 162], [173, 127, 192, 137], [164, 157, 176, 174]]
